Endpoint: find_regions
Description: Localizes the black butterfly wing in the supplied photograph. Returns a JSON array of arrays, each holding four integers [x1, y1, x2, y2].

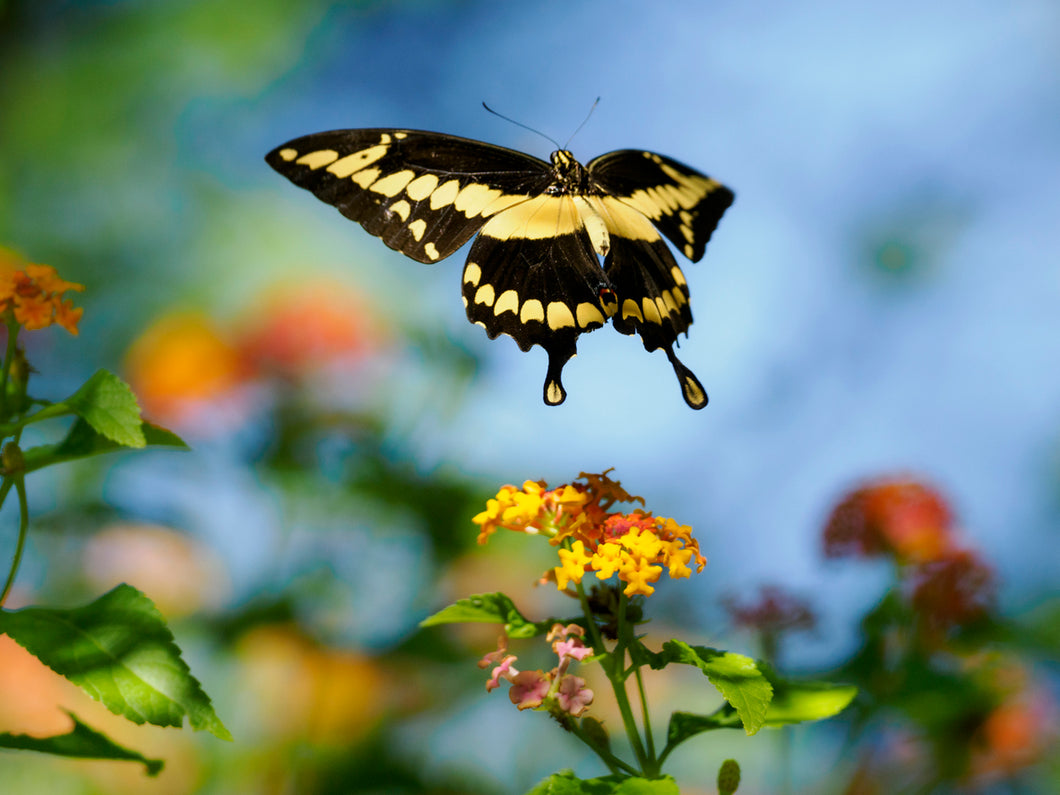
[[579, 195, 707, 409], [266, 129, 554, 264], [463, 195, 617, 405], [587, 149, 734, 263]]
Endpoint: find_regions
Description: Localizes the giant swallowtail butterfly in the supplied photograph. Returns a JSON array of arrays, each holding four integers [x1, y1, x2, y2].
[[265, 129, 733, 408]]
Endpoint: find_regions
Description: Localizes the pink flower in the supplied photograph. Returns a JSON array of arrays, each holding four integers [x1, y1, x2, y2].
[[509, 670, 551, 711], [556, 675, 594, 717]]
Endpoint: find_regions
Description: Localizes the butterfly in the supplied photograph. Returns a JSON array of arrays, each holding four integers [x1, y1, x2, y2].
[[265, 128, 733, 408]]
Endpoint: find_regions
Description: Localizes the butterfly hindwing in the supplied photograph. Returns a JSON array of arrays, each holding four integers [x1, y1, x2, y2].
[[581, 195, 707, 408], [463, 195, 617, 405], [587, 150, 734, 263], [266, 129, 554, 264]]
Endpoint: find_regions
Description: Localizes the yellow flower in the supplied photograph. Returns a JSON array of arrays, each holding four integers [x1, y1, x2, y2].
[[473, 472, 706, 599]]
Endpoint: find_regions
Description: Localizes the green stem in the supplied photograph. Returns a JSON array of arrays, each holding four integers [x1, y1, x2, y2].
[[634, 665, 656, 764], [565, 718, 639, 777], [0, 401, 74, 436], [0, 316, 19, 421], [574, 580, 648, 773], [0, 476, 28, 608]]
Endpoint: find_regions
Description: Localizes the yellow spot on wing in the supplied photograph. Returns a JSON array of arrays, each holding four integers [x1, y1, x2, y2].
[[481, 193, 530, 217], [394, 132, 408, 140], [407, 218, 427, 241], [327, 144, 388, 177], [474, 284, 496, 306], [585, 196, 658, 242], [642, 297, 662, 324], [520, 299, 545, 323], [278, 148, 297, 161], [370, 170, 415, 197], [424, 242, 439, 260], [671, 266, 687, 286], [351, 167, 381, 188], [545, 380, 564, 405], [405, 174, 439, 201], [654, 296, 669, 320], [430, 179, 461, 210], [683, 376, 706, 407], [481, 195, 580, 240], [455, 184, 503, 218], [546, 302, 575, 330], [662, 291, 679, 314], [390, 199, 411, 221], [494, 290, 519, 316], [576, 302, 605, 328], [621, 299, 644, 322], [298, 149, 339, 169], [464, 262, 482, 286]]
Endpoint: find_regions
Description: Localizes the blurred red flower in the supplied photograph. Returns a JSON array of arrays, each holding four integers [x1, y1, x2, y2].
[[824, 478, 955, 563]]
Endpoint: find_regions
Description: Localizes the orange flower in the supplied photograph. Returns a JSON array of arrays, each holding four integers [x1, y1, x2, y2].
[[474, 471, 705, 598], [234, 278, 385, 378], [0, 253, 84, 334], [124, 312, 249, 426], [824, 477, 955, 563]]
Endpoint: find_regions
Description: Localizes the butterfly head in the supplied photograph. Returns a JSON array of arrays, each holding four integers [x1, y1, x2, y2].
[[549, 150, 591, 194]]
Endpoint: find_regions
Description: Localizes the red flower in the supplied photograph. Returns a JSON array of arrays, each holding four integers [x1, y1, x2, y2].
[[910, 549, 995, 634], [824, 478, 955, 563]]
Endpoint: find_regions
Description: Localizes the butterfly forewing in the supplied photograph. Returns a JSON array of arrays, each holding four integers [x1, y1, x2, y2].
[[266, 129, 553, 264], [587, 150, 734, 263]]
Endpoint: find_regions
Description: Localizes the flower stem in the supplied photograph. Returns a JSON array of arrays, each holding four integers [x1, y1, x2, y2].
[[0, 316, 19, 422], [0, 476, 28, 608]]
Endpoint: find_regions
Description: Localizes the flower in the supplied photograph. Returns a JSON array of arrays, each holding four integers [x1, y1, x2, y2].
[[234, 278, 385, 379], [824, 477, 955, 563], [474, 471, 704, 598], [724, 585, 816, 635], [909, 548, 995, 635], [124, 311, 250, 427], [0, 254, 84, 335]]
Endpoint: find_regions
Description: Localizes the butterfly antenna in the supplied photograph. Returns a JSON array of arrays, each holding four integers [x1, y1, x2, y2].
[[481, 102, 562, 150], [562, 96, 601, 150]]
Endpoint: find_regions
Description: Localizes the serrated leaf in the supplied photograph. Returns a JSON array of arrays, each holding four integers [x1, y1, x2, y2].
[[420, 593, 555, 639], [646, 641, 773, 735], [526, 770, 679, 794], [63, 369, 145, 447], [22, 418, 187, 473], [0, 711, 164, 775], [0, 584, 230, 740]]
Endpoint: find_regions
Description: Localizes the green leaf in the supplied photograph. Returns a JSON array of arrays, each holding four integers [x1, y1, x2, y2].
[[0, 711, 164, 775], [0, 584, 230, 740], [642, 641, 773, 735], [22, 418, 187, 473], [63, 370, 146, 447], [420, 593, 556, 639], [526, 770, 679, 794], [666, 679, 858, 746]]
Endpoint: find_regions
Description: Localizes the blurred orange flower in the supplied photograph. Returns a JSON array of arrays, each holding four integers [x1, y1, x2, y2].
[[124, 312, 249, 426], [234, 278, 385, 379], [236, 626, 387, 746], [824, 477, 955, 563]]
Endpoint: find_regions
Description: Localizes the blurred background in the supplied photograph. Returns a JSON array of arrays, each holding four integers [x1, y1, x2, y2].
[[0, 0, 1057, 792]]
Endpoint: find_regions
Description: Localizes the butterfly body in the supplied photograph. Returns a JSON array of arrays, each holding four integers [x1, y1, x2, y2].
[[266, 129, 733, 408]]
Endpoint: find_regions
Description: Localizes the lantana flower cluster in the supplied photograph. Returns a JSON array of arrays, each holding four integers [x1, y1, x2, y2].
[[478, 623, 594, 717], [823, 476, 995, 636], [472, 470, 705, 598], [0, 258, 83, 335]]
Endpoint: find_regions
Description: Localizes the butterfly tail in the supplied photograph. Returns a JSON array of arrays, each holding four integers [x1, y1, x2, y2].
[[542, 344, 576, 406], [665, 347, 708, 410]]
